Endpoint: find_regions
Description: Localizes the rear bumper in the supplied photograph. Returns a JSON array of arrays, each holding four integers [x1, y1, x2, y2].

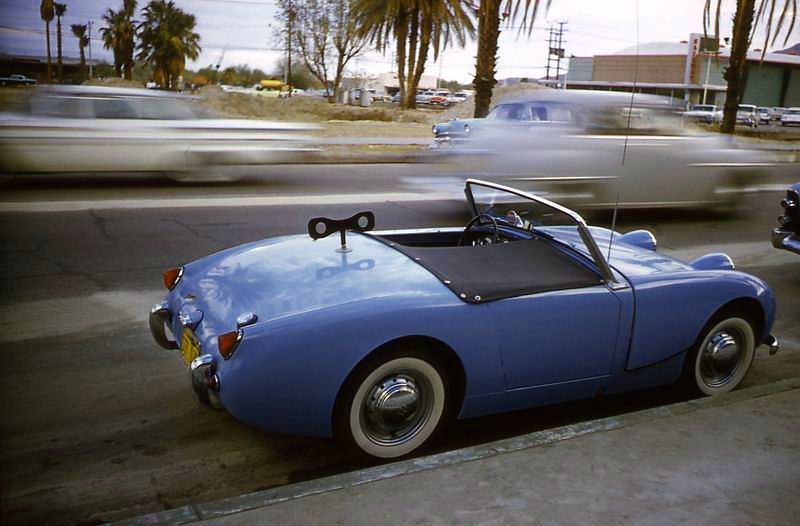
[[189, 354, 224, 410], [149, 301, 177, 350]]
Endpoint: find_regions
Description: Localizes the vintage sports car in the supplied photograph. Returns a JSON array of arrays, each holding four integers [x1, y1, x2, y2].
[[772, 182, 800, 254], [150, 180, 779, 458]]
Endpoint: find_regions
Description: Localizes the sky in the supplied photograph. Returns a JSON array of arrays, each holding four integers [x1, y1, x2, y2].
[[1, 0, 797, 83]]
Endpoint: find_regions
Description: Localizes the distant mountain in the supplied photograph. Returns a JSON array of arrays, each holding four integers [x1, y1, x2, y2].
[[776, 43, 800, 55]]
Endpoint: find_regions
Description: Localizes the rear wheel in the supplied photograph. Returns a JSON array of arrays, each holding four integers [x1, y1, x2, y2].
[[683, 313, 755, 396], [334, 350, 449, 459]]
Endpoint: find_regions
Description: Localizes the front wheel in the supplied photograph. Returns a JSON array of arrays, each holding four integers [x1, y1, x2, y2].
[[683, 314, 755, 396], [334, 351, 448, 459]]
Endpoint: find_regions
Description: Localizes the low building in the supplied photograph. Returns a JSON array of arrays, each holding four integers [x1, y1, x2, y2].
[[0, 53, 98, 84], [560, 34, 800, 107]]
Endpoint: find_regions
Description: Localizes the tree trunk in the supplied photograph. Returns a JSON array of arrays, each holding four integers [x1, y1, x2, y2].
[[473, 0, 501, 118], [333, 55, 345, 103], [124, 61, 133, 81], [402, 7, 419, 109], [395, 12, 408, 111], [45, 21, 52, 83], [79, 46, 86, 81], [411, 17, 431, 97], [56, 17, 63, 83], [720, 0, 756, 134]]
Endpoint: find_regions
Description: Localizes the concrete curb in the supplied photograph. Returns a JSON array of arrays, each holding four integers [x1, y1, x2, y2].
[[114, 377, 800, 526]]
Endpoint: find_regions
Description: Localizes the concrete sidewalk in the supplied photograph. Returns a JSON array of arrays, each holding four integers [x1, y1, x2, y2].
[[120, 379, 800, 526]]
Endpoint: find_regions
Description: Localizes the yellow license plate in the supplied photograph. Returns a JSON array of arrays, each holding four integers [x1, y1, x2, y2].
[[180, 328, 200, 367]]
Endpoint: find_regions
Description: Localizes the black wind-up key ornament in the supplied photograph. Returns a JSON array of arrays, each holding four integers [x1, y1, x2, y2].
[[307, 211, 375, 253]]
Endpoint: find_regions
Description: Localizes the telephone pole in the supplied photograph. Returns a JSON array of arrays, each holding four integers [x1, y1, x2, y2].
[[87, 20, 94, 80], [545, 22, 567, 87]]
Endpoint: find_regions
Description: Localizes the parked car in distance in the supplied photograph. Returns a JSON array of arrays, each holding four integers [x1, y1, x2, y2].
[[781, 107, 800, 126], [770, 107, 786, 121], [756, 107, 772, 124], [0, 85, 317, 181], [682, 104, 717, 124], [150, 178, 778, 459], [735, 104, 758, 127], [772, 182, 800, 254], [0, 74, 37, 86]]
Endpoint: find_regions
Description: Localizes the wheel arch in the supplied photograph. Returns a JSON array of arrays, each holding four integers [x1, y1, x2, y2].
[[701, 296, 765, 344], [333, 335, 467, 428]]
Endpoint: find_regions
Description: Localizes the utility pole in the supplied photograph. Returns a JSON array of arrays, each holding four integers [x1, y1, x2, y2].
[[87, 20, 93, 80], [546, 22, 567, 88], [554, 21, 567, 88], [545, 25, 555, 81], [284, 1, 294, 95]]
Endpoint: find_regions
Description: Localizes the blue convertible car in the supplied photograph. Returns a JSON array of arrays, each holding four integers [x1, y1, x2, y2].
[[150, 180, 778, 458]]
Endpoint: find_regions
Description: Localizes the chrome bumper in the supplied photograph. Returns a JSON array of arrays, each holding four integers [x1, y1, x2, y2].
[[765, 334, 780, 356], [149, 301, 178, 350], [190, 354, 223, 410]]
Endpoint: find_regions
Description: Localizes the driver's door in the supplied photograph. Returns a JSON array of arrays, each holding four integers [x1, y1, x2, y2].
[[488, 286, 620, 389]]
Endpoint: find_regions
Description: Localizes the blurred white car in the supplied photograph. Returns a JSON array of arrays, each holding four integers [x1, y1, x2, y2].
[[756, 107, 771, 124], [0, 86, 317, 181], [781, 107, 800, 126], [433, 90, 793, 209], [682, 104, 717, 124]]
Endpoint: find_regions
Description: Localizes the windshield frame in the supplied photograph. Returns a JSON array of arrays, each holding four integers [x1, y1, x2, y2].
[[464, 178, 619, 287]]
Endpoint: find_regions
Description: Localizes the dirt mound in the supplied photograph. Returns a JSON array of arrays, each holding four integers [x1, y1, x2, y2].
[[438, 83, 550, 121], [82, 77, 145, 88], [196, 85, 430, 123]]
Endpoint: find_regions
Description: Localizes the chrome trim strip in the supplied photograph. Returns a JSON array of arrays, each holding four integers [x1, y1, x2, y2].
[[189, 353, 224, 410]]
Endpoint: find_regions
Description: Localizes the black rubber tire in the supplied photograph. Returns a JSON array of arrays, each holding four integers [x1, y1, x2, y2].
[[333, 348, 451, 459]]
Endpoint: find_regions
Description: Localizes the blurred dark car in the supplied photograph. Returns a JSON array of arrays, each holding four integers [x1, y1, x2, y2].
[[772, 182, 800, 254], [0, 85, 317, 181]]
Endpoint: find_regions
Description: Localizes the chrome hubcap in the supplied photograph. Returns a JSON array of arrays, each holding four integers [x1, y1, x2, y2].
[[362, 372, 432, 446], [700, 330, 742, 388]]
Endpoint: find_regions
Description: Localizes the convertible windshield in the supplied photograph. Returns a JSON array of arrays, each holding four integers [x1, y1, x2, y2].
[[468, 181, 579, 231]]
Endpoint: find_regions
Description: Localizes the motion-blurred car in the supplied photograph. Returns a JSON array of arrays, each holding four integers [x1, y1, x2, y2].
[[431, 90, 788, 209], [772, 182, 800, 254], [0, 85, 317, 181], [682, 104, 717, 124], [150, 178, 778, 459], [781, 107, 800, 126]]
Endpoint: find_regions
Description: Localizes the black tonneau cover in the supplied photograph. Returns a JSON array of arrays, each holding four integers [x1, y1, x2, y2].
[[384, 238, 603, 303]]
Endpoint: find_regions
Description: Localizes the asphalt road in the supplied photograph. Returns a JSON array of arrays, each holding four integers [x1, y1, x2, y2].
[[1, 165, 799, 525]]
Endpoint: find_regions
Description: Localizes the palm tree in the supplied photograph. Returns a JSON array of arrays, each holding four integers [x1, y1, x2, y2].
[[704, 0, 796, 134], [473, 0, 545, 117], [40, 0, 54, 83], [355, 0, 475, 110], [100, 0, 138, 80], [71, 24, 89, 80], [54, 2, 66, 83], [137, 0, 201, 90]]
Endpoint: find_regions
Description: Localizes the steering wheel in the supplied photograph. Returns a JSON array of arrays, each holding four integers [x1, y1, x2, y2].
[[458, 214, 499, 246]]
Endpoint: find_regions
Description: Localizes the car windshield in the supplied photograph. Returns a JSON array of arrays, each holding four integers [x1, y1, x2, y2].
[[738, 105, 756, 112], [786, 109, 800, 115], [692, 105, 715, 112]]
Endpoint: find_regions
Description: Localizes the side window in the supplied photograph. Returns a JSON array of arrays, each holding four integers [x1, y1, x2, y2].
[[91, 98, 138, 119], [547, 106, 574, 123], [528, 106, 549, 121]]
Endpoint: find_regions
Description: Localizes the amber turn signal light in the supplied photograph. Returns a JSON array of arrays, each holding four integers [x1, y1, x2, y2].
[[163, 267, 183, 290], [218, 330, 243, 360]]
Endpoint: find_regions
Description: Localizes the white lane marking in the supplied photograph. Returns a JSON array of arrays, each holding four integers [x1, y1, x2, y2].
[[0, 192, 460, 213]]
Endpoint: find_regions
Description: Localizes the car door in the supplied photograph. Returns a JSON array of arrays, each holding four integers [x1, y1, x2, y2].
[[488, 285, 621, 390]]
